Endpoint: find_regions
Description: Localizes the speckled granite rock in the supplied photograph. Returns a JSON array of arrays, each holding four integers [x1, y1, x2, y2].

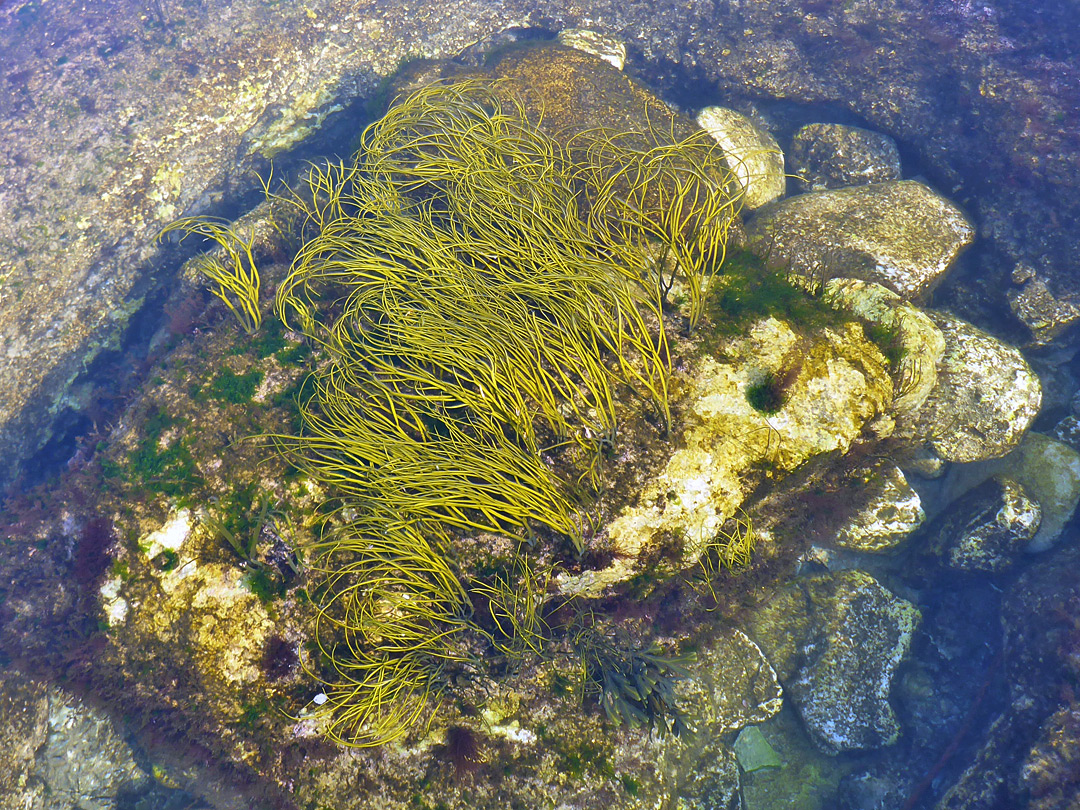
[[696, 106, 785, 209], [923, 475, 1041, 572], [1050, 414, 1080, 453], [903, 311, 1042, 463], [745, 181, 974, 301], [746, 570, 921, 755], [789, 123, 902, 192]]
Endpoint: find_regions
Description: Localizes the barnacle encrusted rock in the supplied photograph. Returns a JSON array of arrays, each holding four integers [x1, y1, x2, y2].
[[558, 316, 892, 596], [902, 312, 1042, 463], [746, 570, 920, 754], [789, 122, 902, 192], [745, 180, 975, 301], [696, 106, 786, 209]]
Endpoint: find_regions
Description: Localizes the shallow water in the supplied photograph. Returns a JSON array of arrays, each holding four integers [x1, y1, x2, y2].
[[2, 2, 1079, 809]]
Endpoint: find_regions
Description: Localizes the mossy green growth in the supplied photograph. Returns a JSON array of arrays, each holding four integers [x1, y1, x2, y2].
[[704, 248, 846, 341], [206, 368, 263, 404], [127, 406, 203, 497], [746, 372, 786, 415]]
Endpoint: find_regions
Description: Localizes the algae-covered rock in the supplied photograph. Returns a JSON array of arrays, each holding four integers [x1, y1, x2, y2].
[[745, 180, 974, 301], [826, 278, 946, 416], [34, 685, 150, 810], [488, 44, 703, 143], [833, 460, 925, 553], [903, 311, 1042, 463], [0, 670, 48, 807], [673, 739, 743, 810], [789, 123, 902, 192], [684, 628, 784, 735], [697, 106, 786, 208], [923, 476, 1041, 572], [746, 570, 921, 754], [559, 315, 892, 595]]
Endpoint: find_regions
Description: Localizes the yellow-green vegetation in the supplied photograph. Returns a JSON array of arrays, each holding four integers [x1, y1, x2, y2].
[[165, 78, 743, 747], [159, 217, 263, 334]]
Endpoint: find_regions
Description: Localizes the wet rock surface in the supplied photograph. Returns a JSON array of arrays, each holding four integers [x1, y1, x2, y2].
[[746, 570, 921, 754], [789, 123, 902, 192], [4, 0, 1079, 492], [696, 106, 786, 209], [745, 181, 974, 301], [922, 476, 1041, 572], [936, 542, 1080, 810], [1, 7, 1077, 810], [832, 460, 925, 553], [904, 312, 1042, 463]]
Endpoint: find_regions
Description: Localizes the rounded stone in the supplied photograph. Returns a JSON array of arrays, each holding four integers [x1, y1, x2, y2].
[[746, 570, 920, 754], [833, 461, 925, 553], [789, 122, 902, 192], [923, 475, 1041, 572], [908, 312, 1042, 463], [745, 180, 974, 301], [696, 106, 786, 209]]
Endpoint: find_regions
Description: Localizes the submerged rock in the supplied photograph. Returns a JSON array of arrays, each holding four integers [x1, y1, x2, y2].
[[902, 311, 1042, 463], [745, 180, 975, 301], [923, 475, 1041, 572], [686, 628, 784, 735], [33, 684, 150, 810], [746, 570, 921, 754], [559, 315, 892, 595], [1008, 271, 1080, 348], [789, 123, 902, 192], [996, 433, 1080, 553], [733, 725, 783, 773], [0, 671, 48, 808], [696, 106, 786, 209], [833, 460, 925, 553], [556, 28, 627, 70], [826, 278, 946, 417]]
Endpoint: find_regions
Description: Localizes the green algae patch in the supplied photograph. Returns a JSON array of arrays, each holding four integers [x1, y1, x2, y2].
[[205, 368, 263, 404]]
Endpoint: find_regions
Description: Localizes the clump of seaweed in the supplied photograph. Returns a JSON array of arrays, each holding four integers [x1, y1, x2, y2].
[[159, 217, 263, 334], [571, 622, 693, 736], [165, 77, 743, 747]]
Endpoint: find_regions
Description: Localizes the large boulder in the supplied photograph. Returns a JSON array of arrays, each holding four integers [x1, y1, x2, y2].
[[789, 123, 902, 192], [746, 570, 921, 754], [745, 181, 975, 301], [902, 312, 1042, 463]]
